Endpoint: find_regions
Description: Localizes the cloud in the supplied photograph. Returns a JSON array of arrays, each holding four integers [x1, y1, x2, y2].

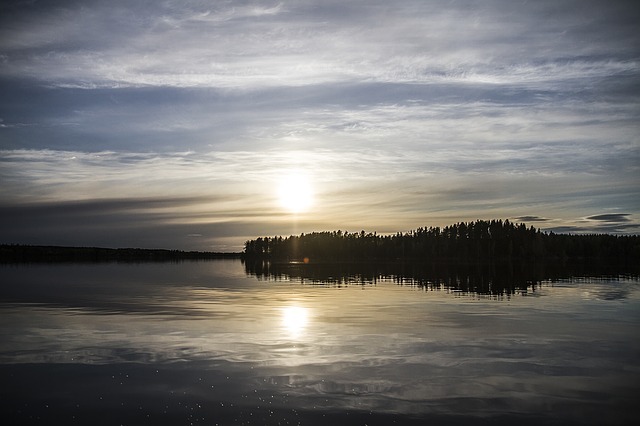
[[513, 216, 550, 223], [1, 0, 638, 89], [545, 221, 640, 235], [541, 213, 640, 235], [0, 196, 280, 250], [2, 141, 639, 241], [586, 214, 631, 223], [0, 0, 639, 247]]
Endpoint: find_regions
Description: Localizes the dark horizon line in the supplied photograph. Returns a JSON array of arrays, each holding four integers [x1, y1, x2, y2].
[[0, 244, 242, 263], [0, 243, 241, 254]]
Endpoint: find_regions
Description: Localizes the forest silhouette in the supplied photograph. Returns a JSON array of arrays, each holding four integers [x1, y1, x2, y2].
[[243, 219, 639, 264]]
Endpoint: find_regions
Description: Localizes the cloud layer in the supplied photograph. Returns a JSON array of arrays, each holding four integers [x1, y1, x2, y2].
[[1, 0, 639, 249]]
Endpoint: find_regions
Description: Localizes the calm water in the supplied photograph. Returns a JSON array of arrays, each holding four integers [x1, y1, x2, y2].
[[1, 260, 639, 425]]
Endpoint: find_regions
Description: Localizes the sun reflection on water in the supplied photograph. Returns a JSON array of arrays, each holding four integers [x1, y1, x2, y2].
[[281, 306, 309, 338]]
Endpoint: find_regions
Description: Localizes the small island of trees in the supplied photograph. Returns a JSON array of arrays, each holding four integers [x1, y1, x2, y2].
[[243, 219, 640, 264]]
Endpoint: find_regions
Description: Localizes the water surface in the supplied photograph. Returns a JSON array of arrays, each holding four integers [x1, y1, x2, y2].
[[1, 260, 639, 425]]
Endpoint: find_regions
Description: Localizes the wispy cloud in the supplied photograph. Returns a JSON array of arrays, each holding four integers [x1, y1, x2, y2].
[[513, 216, 550, 223], [586, 214, 632, 223], [2, 1, 638, 89]]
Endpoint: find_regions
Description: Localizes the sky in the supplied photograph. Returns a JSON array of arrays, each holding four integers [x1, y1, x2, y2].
[[1, 0, 639, 252]]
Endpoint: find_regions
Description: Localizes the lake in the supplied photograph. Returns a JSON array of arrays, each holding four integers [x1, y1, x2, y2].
[[1, 259, 639, 425]]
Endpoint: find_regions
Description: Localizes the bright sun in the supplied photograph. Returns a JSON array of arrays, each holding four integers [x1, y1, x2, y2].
[[277, 171, 314, 213]]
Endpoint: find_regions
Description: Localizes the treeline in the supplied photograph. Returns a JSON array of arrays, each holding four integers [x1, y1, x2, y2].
[[243, 219, 640, 263], [0, 245, 241, 263]]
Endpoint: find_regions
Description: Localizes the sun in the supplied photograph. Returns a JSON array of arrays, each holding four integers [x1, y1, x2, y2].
[[277, 171, 314, 214]]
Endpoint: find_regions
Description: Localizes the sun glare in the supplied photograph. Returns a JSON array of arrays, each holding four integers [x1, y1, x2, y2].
[[281, 306, 309, 337], [277, 171, 314, 214]]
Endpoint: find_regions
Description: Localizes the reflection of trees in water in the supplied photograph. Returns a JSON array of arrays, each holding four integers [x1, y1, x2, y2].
[[244, 260, 639, 296]]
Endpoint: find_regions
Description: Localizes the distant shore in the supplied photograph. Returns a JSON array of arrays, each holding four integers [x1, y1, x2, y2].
[[0, 244, 241, 263]]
